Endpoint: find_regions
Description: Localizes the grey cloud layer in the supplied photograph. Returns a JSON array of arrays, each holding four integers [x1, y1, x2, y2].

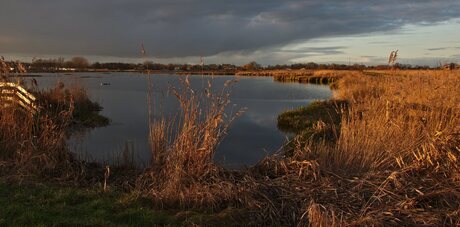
[[1, 0, 460, 58]]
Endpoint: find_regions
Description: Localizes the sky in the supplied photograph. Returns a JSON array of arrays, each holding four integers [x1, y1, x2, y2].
[[1, 0, 459, 66]]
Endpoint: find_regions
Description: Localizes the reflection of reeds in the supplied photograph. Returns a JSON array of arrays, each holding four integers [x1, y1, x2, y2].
[[111, 140, 136, 169]]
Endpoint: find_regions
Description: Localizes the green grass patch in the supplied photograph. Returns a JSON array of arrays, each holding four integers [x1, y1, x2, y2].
[[0, 183, 247, 226], [277, 100, 347, 157], [0, 183, 179, 226], [277, 100, 345, 134]]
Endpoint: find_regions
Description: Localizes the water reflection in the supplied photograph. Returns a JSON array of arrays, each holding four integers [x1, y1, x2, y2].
[[32, 73, 332, 168]]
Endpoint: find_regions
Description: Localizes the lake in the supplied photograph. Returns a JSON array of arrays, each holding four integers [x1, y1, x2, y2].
[[33, 73, 332, 168]]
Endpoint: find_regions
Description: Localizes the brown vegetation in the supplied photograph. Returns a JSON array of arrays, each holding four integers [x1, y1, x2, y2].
[[35, 81, 109, 128], [141, 70, 460, 226], [0, 87, 76, 180], [137, 77, 245, 209], [254, 70, 460, 225], [0, 78, 109, 182], [236, 69, 358, 85], [2, 67, 459, 226]]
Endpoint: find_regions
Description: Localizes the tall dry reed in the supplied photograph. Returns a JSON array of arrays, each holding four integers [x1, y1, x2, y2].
[[0, 79, 98, 181], [329, 70, 460, 173], [257, 70, 460, 225], [140, 76, 244, 208]]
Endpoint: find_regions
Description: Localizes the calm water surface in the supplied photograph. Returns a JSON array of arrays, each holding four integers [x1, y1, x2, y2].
[[34, 73, 332, 168]]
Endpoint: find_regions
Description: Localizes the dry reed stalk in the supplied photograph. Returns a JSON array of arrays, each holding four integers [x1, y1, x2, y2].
[[0, 80, 95, 182], [140, 76, 244, 209], [103, 165, 110, 192], [0, 58, 10, 75], [297, 201, 343, 227]]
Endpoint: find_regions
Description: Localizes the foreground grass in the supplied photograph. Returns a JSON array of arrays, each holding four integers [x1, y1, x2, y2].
[[0, 182, 244, 226], [0, 183, 179, 226]]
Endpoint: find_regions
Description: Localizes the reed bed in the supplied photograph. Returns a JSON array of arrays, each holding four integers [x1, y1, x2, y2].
[[236, 69, 358, 85], [0, 87, 76, 180], [142, 70, 459, 226], [251, 70, 460, 225], [1, 61, 79, 181], [0, 78, 108, 182]]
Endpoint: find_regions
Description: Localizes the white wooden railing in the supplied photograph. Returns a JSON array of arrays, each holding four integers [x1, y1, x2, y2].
[[0, 82, 38, 114]]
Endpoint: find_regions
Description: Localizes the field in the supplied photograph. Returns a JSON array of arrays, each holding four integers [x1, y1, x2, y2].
[[1, 70, 459, 226]]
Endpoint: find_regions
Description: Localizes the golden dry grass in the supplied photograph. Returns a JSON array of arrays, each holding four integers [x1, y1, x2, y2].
[[253, 70, 460, 225], [138, 77, 246, 209], [331, 70, 460, 173], [0, 95, 75, 180], [0, 79, 103, 181], [140, 70, 459, 226]]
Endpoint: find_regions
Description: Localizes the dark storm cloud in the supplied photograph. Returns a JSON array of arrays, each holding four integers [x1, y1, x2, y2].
[[278, 46, 345, 55], [367, 41, 394, 45], [1, 0, 460, 59], [427, 47, 449, 51]]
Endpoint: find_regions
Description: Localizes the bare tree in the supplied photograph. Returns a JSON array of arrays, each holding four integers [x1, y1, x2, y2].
[[69, 56, 89, 69]]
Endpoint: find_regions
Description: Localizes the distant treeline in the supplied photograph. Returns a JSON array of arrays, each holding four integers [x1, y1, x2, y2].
[[7, 57, 455, 73], [25, 57, 241, 72], [266, 62, 435, 70]]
